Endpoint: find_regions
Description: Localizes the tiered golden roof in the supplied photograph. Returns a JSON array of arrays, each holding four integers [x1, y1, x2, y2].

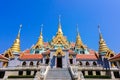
[[51, 17, 69, 48], [33, 26, 44, 49], [10, 25, 22, 52], [98, 25, 109, 53], [98, 25, 115, 58], [75, 26, 86, 49], [4, 25, 22, 59]]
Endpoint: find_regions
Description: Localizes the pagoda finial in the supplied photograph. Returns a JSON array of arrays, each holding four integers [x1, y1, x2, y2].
[[10, 24, 22, 52], [40, 24, 43, 37], [59, 15, 61, 25], [75, 24, 85, 48], [57, 15, 63, 35], [76, 24, 80, 37], [98, 24, 103, 39]]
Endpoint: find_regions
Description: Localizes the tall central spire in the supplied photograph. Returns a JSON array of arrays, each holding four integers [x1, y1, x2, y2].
[[57, 15, 63, 35], [10, 24, 22, 52]]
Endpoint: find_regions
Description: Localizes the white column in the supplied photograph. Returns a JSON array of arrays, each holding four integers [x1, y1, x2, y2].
[[23, 71, 26, 75], [111, 71, 115, 79], [93, 71, 96, 75], [85, 71, 88, 75]]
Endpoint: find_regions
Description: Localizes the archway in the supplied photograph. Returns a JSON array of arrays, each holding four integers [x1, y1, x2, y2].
[[37, 61, 40, 66], [79, 61, 82, 66], [30, 62, 34, 66], [93, 62, 97, 66], [57, 53, 62, 68], [86, 62, 90, 66], [22, 61, 26, 66]]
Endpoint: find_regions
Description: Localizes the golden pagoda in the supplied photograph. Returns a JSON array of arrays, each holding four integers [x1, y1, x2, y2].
[[3, 25, 22, 66], [10, 25, 21, 53], [51, 16, 69, 48], [33, 26, 44, 49], [75, 26, 86, 49], [98, 25, 115, 58]]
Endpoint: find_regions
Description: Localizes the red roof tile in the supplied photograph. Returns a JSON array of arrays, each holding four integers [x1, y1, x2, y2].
[[76, 50, 98, 60], [19, 54, 43, 60]]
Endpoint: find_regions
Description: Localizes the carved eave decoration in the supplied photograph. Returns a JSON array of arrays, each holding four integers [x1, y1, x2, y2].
[[53, 47, 65, 56], [51, 35, 69, 48], [105, 49, 115, 59], [4, 49, 14, 59]]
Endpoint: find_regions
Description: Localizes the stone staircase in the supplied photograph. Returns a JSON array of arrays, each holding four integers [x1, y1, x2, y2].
[[46, 68, 72, 80]]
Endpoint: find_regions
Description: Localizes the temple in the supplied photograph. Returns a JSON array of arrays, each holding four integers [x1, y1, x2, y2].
[[0, 18, 120, 80]]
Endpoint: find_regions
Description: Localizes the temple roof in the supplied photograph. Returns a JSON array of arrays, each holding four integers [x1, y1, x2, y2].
[[75, 26, 86, 49], [10, 25, 22, 53], [98, 25, 110, 53], [0, 54, 9, 62], [98, 25, 115, 58], [19, 50, 43, 60], [109, 53, 120, 61], [76, 50, 98, 60], [50, 17, 69, 48], [32, 26, 44, 49], [19, 54, 43, 60]]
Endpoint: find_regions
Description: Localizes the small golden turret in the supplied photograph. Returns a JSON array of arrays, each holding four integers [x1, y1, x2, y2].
[[10, 24, 22, 52], [33, 25, 44, 49], [98, 25, 109, 53], [75, 25, 86, 49], [98, 25, 115, 58]]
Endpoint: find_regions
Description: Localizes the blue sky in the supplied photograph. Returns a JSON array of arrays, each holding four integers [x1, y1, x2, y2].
[[0, 0, 120, 53]]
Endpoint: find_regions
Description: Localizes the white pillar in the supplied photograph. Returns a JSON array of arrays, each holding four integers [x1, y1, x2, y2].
[[85, 71, 88, 75], [111, 71, 115, 79], [93, 71, 96, 75]]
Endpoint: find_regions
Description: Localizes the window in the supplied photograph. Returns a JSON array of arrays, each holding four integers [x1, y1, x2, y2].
[[88, 71, 93, 75], [96, 71, 100, 75], [37, 61, 40, 66], [114, 72, 120, 78], [86, 62, 90, 66], [93, 62, 97, 66], [80, 51, 84, 54], [30, 62, 34, 66], [35, 51, 39, 54], [19, 71, 23, 75], [79, 61, 82, 66], [26, 70, 31, 75], [22, 62, 26, 66]]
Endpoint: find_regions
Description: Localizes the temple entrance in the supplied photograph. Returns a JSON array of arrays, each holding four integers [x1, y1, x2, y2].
[[56, 53, 62, 68]]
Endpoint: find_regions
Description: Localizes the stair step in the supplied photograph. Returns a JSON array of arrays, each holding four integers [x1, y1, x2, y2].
[[46, 68, 72, 80]]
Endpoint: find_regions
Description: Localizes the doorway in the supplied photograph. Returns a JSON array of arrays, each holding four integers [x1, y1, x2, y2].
[[57, 53, 62, 68]]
